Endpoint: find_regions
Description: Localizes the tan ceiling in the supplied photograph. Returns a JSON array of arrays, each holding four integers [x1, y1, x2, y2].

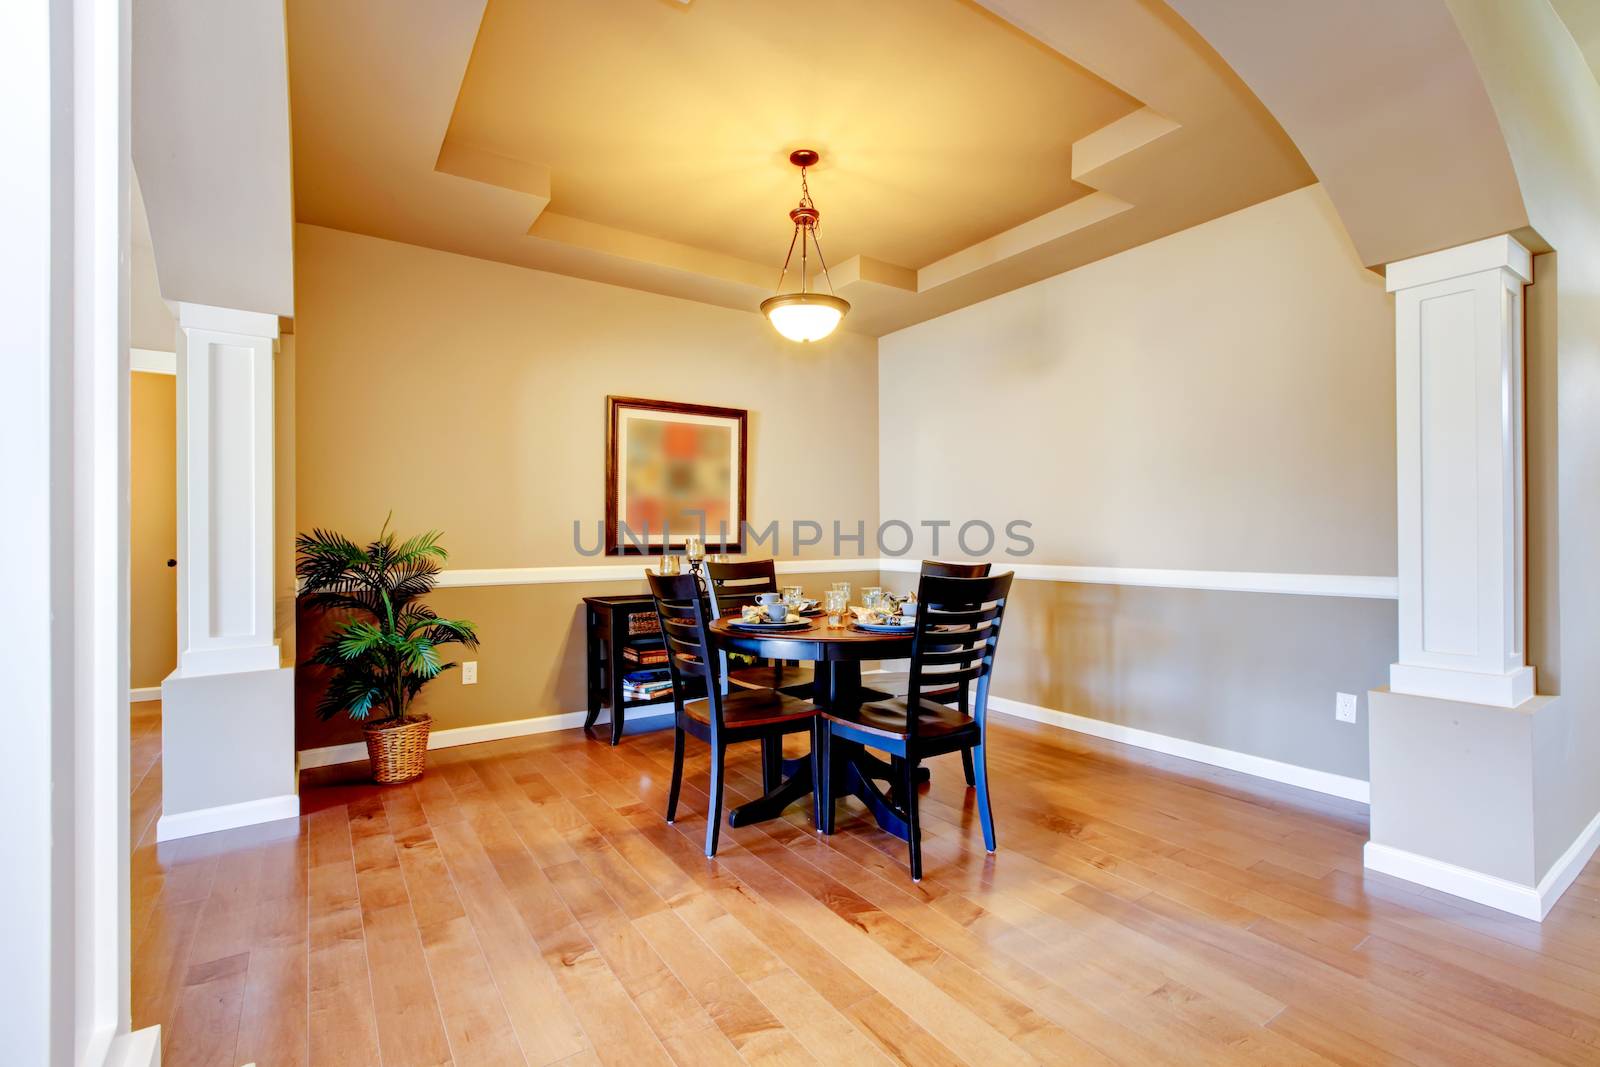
[[288, 0, 1314, 337], [447, 0, 1137, 271]]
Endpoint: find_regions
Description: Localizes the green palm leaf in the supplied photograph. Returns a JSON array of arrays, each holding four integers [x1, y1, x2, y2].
[[297, 519, 480, 725]]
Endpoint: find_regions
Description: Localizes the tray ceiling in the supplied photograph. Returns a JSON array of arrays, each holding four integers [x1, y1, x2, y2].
[[288, 0, 1314, 336]]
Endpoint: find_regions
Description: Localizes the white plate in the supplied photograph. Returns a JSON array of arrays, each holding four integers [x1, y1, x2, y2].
[[850, 619, 914, 633], [729, 617, 811, 632]]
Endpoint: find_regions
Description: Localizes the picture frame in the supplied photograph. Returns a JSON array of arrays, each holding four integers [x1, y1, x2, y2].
[[605, 395, 748, 556]]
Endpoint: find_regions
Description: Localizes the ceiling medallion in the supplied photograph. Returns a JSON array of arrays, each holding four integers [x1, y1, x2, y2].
[[760, 149, 850, 343]]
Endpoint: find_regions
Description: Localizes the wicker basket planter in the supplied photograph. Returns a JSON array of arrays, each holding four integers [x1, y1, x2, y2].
[[364, 715, 432, 784]]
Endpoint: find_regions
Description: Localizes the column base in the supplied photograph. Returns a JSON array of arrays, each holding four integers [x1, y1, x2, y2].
[[159, 664, 297, 841], [1364, 687, 1600, 921], [1389, 662, 1534, 707]]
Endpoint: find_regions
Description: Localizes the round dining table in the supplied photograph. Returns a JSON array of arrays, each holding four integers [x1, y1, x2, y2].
[[707, 613, 926, 841]]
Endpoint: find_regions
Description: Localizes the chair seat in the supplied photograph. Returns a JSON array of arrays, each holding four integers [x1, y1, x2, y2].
[[684, 687, 817, 729], [727, 662, 815, 693], [858, 671, 960, 703], [822, 695, 976, 740]]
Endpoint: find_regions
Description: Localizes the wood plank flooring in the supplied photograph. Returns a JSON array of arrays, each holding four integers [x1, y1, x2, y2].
[[130, 702, 1600, 1066]]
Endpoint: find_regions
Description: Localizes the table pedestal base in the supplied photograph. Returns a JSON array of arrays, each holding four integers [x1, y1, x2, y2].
[[710, 638, 926, 841]]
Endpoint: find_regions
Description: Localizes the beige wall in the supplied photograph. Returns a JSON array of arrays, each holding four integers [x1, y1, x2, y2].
[[296, 568, 874, 749], [294, 224, 878, 568], [879, 184, 1395, 574], [878, 184, 1397, 778], [292, 224, 879, 746], [130, 372, 177, 688]]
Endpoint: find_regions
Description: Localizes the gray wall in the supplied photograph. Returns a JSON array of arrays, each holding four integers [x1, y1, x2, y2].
[[884, 575, 1392, 781], [877, 185, 1397, 781]]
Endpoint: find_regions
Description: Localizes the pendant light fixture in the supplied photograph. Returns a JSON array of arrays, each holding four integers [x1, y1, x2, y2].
[[761, 149, 850, 342]]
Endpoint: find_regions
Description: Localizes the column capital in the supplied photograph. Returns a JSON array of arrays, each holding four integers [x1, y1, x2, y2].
[[177, 300, 279, 339], [1386, 233, 1531, 292]]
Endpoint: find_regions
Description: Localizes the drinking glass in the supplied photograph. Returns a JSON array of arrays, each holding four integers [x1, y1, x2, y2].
[[659, 554, 680, 575], [825, 590, 847, 628], [862, 586, 883, 613], [830, 581, 851, 603], [685, 536, 705, 561], [781, 585, 804, 608]]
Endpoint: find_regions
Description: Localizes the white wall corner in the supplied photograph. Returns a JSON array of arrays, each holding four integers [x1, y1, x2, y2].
[[103, 1025, 162, 1067]]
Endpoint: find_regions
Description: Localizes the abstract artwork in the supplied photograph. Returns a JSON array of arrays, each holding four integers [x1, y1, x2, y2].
[[605, 396, 747, 555]]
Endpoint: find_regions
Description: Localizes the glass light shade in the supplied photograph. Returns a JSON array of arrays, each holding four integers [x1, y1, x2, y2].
[[761, 292, 850, 343]]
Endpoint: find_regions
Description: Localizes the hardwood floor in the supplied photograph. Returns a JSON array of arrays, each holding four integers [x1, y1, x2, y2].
[[131, 702, 1600, 1066]]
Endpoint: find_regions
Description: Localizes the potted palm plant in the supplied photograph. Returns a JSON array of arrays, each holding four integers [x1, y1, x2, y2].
[[296, 520, 480, 784]]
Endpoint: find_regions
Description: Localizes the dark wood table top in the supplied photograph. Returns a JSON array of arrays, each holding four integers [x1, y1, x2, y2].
[[708, 613, 913, 661]]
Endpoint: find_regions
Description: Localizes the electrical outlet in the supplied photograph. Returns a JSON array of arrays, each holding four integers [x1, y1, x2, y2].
[[1335, 691, 1358, 723], [462, 660, 478, 685]]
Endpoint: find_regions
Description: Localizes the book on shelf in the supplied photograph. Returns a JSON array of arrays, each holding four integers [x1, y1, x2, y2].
[[622, 669, 674, 700], [626, 613, 661, 636], [622, 646, 668, 666]]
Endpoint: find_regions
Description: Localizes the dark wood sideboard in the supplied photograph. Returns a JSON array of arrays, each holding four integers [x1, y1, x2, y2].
[[582, 594, 675, 745]]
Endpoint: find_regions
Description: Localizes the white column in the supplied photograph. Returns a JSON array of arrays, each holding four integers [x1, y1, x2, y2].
[[159, 301, 296, 842], [1387, 235, 1533, 707], [175, 301, 280, 676]]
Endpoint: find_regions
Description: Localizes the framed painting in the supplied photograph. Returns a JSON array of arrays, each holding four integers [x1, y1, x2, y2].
[[605, 395, 747, 556]]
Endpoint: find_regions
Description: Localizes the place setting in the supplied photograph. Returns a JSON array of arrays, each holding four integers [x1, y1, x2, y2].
[[848, 585, 917, 633], [725, 586, 820, 631]]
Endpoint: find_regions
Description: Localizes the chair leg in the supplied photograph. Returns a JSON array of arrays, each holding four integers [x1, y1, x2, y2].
[[973, 742, 996, 853], [960, 746, 975, 787], [904, 756, 923, 882], [810, 718, 825, 833], [761, 735, 782, 794], [819, 722, 835, 835], [705, 741, 727, 858], [666, 726, 685, 824]]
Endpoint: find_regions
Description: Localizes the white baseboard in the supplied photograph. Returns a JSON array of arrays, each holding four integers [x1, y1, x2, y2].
[[296, 706, 675, 770], [156, 792, 300, 842], [1363, 842, 1543, 920], [987, 695, 1371, 804], [1363, 807, 1600, 922], [1536, 807, 1600, 917], [128, 686, 160, 702]]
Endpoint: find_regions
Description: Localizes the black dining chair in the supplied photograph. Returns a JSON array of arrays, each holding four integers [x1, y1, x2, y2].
[[648, 570, 822, 858], [705, 558, 815, 696], [862, 560, 994, 778], [919, 560, 993, 580], [820, 571, 1014, 881]]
